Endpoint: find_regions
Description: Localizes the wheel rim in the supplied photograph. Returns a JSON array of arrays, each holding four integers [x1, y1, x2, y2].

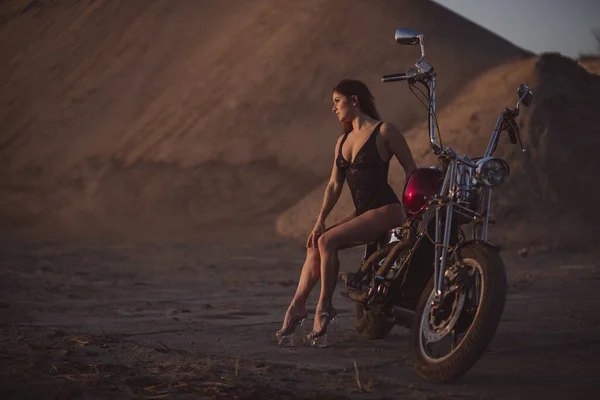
[[418, 258, 484, 363]]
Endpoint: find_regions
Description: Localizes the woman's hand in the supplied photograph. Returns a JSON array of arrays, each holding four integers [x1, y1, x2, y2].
[[307, 220, 326, 248]]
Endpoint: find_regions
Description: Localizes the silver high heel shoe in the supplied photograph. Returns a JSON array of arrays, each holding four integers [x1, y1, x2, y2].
[[307, 308, 338, 348], [276, 311, 308, 347]]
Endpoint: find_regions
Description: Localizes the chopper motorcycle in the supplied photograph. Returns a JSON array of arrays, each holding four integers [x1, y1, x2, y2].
[[340, 28, 533, 383]]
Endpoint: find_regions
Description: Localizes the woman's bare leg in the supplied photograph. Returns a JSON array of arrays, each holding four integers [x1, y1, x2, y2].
[[277, 246, 321, 333], [314, 204, 405, 331], [289, 248, 320, 312], [278, 211, 354, 325]]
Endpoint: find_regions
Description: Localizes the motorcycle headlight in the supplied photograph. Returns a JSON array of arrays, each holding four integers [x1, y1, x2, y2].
[[475, 157, 510, 188]]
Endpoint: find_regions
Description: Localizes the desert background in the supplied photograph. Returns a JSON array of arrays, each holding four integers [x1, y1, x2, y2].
[[1, 0, 600, 399]]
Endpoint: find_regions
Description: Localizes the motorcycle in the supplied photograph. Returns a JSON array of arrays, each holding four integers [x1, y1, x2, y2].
[[340, 28, 533, 383]]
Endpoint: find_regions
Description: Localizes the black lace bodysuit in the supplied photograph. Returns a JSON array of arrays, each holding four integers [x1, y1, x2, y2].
[[336, 122, 401, 216]]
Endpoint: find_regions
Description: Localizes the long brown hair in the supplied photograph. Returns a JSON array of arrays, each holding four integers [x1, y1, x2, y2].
[[333, 79, 381, 134]]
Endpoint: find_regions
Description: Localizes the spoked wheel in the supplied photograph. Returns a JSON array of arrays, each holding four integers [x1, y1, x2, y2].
[[351, 242, 411, 340], [354, 301, 395, 340], [410, 243, 507, 382], [352, 244, 397, 340]]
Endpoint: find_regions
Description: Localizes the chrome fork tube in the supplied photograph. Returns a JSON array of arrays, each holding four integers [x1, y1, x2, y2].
[[481, 188, 493, 241], [428, 78, 442, 153], [484, 114, 505, 158], [433, 161, 451, 292], [433, 159, 458, 301], [439, 160, 452, 195], [434, 206, 442, 297], [472, 219, 479, 240]]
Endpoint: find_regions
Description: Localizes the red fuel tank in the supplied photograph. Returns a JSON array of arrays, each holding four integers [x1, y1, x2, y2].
[[402, 166, 444, 215]]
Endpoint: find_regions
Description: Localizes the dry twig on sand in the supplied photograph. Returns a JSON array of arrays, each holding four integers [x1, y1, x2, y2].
[[155, 340, 170, 352], [353, 360, 363, 392]]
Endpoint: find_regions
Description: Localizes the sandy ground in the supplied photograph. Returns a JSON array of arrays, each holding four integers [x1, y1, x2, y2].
[[1, 3, 599, 399], [2, 238, 599, 399]]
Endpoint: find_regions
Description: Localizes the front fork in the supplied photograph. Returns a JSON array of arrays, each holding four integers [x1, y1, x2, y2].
[[432, 157, 458, 304], [431, 157, 494, 306]]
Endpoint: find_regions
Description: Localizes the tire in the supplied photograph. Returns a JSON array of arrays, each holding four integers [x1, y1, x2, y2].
[[352, 242, 409, 340], [354, 302, 395, 339], [410, 242, 507, 382]]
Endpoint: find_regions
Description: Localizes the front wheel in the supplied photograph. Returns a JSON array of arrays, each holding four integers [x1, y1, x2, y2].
[[410, 243, 507, 382]]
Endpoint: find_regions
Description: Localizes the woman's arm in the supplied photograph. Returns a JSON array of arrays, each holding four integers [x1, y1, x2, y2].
[[380, 122, 417, 178], [307, 135, 347, 248], [316, 135, 346, 225]]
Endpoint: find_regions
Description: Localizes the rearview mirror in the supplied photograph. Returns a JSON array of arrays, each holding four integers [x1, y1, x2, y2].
[[517, 84, 533, 107], [394, 28, 428, 71], [394, 28, 423, 45]]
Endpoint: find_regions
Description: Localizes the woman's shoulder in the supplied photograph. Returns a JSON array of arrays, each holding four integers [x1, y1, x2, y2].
[[378, 121, 403, 137], [333, 133, 346, 152]]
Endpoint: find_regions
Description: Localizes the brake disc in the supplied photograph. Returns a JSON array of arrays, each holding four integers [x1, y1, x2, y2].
[[421, 285, 466, 343]]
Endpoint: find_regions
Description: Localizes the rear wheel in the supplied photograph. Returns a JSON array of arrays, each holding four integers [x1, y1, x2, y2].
[[354, 302, 395, 340], [410, 243, 507, 382], [352, 242, 411, 340]]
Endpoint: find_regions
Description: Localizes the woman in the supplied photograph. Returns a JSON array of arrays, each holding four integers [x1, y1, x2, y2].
[[276, 79, 417, 346]]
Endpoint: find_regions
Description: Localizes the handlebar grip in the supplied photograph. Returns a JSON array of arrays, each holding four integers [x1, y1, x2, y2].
[[382, 73, 407, 83]]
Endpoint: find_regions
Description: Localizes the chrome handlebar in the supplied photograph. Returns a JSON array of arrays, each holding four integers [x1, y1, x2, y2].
[[383, 67, 531, 159], [382, 68, 442, 154], [382, 73, 407, 83], [484, 88, 531, 158], [382, 69, 427, 84]]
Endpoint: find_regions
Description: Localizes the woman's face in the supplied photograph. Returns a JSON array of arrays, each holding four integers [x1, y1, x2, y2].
[[332, 91, 357, 122]]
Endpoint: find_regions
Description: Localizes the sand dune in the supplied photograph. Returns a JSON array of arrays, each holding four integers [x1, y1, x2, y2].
[[1, 0, 530, 241], [277, 54, 600, 249], [579, 57, 600, 75]]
